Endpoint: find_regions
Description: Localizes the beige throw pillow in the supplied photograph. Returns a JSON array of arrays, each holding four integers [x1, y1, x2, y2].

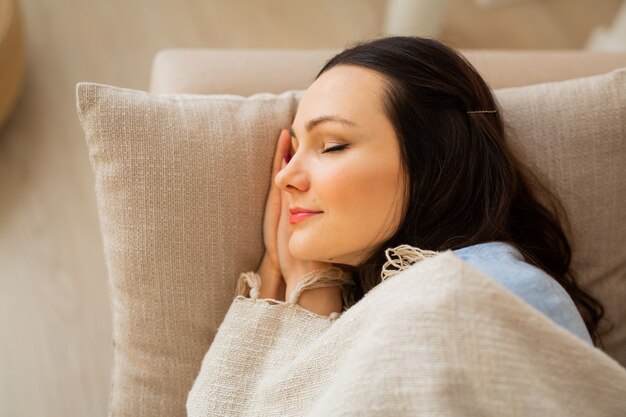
[[77, 83, 302, 417], [76, 68, 626, 417], [495, 68, 626, 364]]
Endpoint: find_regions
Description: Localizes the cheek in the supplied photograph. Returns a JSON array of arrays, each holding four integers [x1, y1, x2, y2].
[[317, 158, 403, 236]]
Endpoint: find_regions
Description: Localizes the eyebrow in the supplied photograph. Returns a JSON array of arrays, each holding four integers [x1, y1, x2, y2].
[[289, 115, 357, 139]]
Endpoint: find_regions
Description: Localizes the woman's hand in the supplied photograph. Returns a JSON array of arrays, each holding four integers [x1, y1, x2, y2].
[[274, 131, 333, 295], [259, 129, 340, 313], [256, 129, 290, 300]]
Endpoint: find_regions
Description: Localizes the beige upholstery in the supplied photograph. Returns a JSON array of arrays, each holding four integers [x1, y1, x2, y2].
[[150, 48, 626, 94], [0, 0, 26, 130]]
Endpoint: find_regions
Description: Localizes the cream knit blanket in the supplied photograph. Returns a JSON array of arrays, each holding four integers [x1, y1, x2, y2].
[[187, 250, 626, 416]]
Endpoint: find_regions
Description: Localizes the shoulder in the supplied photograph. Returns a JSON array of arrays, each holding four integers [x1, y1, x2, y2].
[[451, 241, 593, 345]]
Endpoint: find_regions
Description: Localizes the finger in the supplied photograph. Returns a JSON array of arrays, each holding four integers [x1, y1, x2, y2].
[[281, 187, 289, 212], [271, 158, 287, 207], [267, 129, 290, 205], [278, 189, 290, 233], [281, 185, 291, 216], [275, 158, 287, 213], [266, 130, 288, 210], [272, 128, 291, 177], [277, 139, 291, 231]]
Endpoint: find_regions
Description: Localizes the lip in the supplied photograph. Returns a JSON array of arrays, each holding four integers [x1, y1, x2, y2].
[[289, 207, 322, 215], [288, 207, 323, 225]]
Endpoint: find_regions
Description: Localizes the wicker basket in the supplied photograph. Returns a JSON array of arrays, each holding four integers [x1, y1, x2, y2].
[[0, 0, 26, 130]]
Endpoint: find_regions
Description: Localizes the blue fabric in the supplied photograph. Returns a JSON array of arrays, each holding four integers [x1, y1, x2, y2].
[[451, 241, 593, 345]]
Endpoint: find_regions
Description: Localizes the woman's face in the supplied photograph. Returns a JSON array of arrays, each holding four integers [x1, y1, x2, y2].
[[275, 64, 406, 267]]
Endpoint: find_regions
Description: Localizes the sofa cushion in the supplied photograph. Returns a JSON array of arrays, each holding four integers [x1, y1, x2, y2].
[[495, 68, 626, 365], [75, 67, 626, 417], [76, 83, 301, 417]]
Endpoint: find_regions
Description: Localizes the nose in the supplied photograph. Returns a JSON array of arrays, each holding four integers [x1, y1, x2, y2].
[[275, 151, 310, 193]]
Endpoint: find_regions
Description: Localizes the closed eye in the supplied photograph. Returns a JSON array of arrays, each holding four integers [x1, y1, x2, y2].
[[321, 144, 349, 154]]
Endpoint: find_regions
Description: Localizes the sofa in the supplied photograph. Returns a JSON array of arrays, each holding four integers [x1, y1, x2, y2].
[[76, 47, 626, 416]]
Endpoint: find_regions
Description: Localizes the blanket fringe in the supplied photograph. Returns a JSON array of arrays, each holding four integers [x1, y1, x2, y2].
[[236, 271, 263, 299], [288, 267, 356, 306], [380, 244, 439, 282], [236, 244, 438, 313], [236, 267, 356, 312]]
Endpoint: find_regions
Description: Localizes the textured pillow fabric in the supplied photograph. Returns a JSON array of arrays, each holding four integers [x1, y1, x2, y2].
[[76, 68, 626, 417], [494, 68, 626, 364], [76, 83, 302, 417]]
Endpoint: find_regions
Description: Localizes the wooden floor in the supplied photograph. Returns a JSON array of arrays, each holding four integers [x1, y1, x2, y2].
[[0, 0, 622, 415]]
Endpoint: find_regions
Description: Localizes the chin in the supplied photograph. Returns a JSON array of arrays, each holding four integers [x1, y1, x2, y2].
[[289, 230, 361, 265], [288, 235, 328, 262]]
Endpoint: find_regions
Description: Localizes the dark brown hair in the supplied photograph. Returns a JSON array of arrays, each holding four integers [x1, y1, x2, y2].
[[316, 36, 607, 347]]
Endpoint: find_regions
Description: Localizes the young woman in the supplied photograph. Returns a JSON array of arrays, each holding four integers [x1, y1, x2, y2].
[[253, 36, 605, 347]]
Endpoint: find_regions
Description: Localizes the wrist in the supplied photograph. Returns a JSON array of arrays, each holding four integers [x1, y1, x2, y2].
[[256, 257, 285, 300], [257, 256, 281, 281], [286, 284, 343, 316]]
